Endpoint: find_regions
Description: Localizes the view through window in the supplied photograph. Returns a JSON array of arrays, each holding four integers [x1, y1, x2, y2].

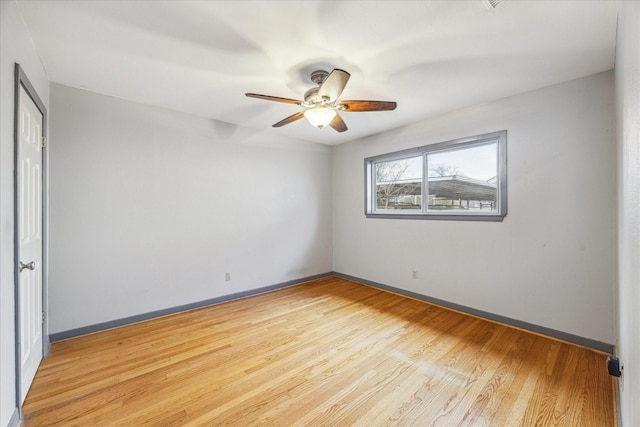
[[366, 131, 507, 221]]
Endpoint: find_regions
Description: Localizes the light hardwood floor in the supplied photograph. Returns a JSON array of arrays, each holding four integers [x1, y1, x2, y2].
[[22, 276, 616, 426]]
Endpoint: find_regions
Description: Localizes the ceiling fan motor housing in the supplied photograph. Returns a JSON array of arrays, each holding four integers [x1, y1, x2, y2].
[[310, 70, 329, 85], [305, 70, 331, 104], [304, 87, 324, 104]]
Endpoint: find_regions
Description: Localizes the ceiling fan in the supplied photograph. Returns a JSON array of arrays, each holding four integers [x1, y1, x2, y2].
[[245, 69, 397, 132]]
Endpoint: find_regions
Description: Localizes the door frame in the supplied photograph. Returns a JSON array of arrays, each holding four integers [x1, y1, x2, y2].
[[14, 63, 48, 411]]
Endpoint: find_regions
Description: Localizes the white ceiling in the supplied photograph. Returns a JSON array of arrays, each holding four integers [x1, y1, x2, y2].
[[17, 0, 619, 146]]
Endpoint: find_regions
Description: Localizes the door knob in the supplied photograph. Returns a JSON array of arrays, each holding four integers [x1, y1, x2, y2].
[[19, 261, 35, 272]]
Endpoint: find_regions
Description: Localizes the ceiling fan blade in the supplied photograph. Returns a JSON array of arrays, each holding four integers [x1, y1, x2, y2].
[[329, 113, 348, 133], [338, 100, 397, 112], [245, 93, 302, 105], [318, 69, 350, 102], [273, 111, 305, 127]]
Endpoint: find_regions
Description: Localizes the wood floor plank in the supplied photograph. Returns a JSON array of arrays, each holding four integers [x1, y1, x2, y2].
[[22, 276, 616, 426]]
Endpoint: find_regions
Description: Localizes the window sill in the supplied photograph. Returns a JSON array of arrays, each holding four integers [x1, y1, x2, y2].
[[365, 212, 506, 222]]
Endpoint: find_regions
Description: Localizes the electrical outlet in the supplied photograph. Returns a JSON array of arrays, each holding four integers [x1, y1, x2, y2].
[[412, 270, 418, 279], [225, 272, 231, 282]]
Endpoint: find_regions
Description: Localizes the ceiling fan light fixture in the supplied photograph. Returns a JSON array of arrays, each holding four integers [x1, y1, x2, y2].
[[303, 107, 336, 128]]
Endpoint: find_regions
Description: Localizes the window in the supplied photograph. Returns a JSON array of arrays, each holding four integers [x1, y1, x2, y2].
[[365, 130, 507, 221]]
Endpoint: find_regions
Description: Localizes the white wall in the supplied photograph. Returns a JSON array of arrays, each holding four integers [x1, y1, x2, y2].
[[615, 1, 640, 425], [0, 2, 50, 426], [48, 84, 332, 334], [333, 71, 616, 345]]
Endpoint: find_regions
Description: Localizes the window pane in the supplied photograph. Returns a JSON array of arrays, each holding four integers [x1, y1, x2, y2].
[[375, 156, 422, 210], [427, 142, 498, 212]]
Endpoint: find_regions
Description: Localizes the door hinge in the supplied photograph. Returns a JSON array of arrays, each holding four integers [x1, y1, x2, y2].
[[42, 312, 46, 324], [42, 136, 47, 149]]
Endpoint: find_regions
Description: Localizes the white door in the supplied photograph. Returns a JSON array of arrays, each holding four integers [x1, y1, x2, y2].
[[17, 84, 44, 404]]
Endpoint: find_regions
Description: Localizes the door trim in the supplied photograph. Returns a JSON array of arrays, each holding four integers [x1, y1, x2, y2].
[[14, 63, 48, 411]]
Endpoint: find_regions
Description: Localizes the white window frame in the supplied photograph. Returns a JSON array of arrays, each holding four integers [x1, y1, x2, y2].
[[365, 130, 507, 222]]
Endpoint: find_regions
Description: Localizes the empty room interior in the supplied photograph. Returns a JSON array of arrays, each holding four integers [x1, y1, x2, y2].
[[1, 1, 639, 426]]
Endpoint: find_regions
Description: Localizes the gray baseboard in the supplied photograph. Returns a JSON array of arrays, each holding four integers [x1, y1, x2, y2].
[[49, 271, 614, 355], [333, 272, 615, 354], [8, 408, 20, 427], [49, 272, 333, 342]]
